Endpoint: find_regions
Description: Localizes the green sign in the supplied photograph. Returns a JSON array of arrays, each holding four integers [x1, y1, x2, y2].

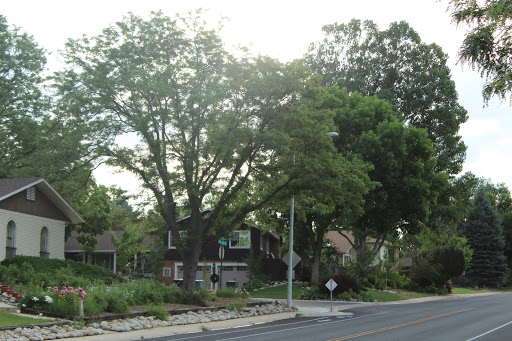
[[218, 237, 229, 246]]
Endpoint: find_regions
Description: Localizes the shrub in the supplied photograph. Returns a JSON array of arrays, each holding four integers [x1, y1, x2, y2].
[[146, 305, 169, 320], [162, 284, 182, 304], [226, 301, 245, 311], [215, 288, 243, 299], [178, 289, 211, 306], [0, 256, 122, 286], [299, 286, 328, 300], [318, 273, 360, 297]]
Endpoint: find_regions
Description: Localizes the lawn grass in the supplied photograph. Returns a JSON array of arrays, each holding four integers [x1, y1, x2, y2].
[[0, 311, 55, 326], [248, 283, 305, 300], [451, 287, 489, 294], [364, 288, 433, 302]]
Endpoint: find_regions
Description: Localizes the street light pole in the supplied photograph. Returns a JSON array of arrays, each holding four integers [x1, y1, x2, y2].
[[287, 132, 338, 309], [287, 184, 295, 309]]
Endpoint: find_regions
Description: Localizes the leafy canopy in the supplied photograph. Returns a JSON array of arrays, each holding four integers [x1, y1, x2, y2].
[[447, 0, 512, 103], [306, 19, 467, 174]]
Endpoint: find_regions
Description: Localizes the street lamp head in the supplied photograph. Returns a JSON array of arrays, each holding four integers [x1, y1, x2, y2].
[[326, 132, 339, 137]]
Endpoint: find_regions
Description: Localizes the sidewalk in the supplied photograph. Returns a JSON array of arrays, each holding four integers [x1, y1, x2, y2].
[[0, 300, 17, 313]]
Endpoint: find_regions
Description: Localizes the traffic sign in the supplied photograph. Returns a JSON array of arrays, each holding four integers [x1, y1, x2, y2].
[[218, 237, 229, 246], [325, 279, 338, 291], [282, 251, 301, 269], [210, 273, 219, 284], [325, 278, 338, 312]]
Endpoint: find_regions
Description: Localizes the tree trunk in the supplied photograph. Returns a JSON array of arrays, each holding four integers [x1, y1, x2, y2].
[[310, 246, 322, 286], [181, 209, 204, 291], [181, 240, 202, 290]]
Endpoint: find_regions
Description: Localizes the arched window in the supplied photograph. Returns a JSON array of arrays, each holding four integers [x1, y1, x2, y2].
[[6, 221, 16, 258], [40, 227, 49, 258]]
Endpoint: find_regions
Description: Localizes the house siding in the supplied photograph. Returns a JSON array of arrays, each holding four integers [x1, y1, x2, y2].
[[0, 209, 66, 260], [0, 187, 69, 222]]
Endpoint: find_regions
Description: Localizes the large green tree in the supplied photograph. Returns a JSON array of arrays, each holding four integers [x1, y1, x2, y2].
[[0, 14, 47, 177], [306, 19, 467, 175], [266, 124, 374, 285], [54, 11, 325, 289], [324, 87, 443, 259], [0, 15, 111, 242], [464, 187, 507, 287], [447, 0, 512, 103]]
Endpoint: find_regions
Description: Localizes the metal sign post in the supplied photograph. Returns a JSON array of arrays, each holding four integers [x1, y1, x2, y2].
[[218, 245, 225, 290], [325, 279, 338, 312]]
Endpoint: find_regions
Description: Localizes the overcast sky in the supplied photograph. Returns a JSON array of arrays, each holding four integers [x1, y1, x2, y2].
[[2, 0, 511, 194]]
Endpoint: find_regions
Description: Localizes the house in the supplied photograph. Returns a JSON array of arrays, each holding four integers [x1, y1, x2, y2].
[[326, 230, 395, 267], [0, 178, 84, 261], [160, 215, 282, 289], [65, 230, 154, 275]]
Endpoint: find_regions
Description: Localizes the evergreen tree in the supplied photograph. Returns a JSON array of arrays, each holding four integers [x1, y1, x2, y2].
[[464, 187, 507, 287]]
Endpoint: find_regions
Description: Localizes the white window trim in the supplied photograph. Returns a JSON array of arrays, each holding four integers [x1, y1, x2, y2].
[[229, 230, 251, 249], [168, 230, 187, 249], [163, 268, 172, 277]]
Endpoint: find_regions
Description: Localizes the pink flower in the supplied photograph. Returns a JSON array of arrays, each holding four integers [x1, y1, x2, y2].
[[68, 287, 73, 291], [53, 287, 58, 292]]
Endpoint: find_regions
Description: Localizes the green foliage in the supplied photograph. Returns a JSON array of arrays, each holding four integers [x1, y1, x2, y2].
[[320, 88, 442, 264], [0, 256, 122, 287], [464, 187, 507, 286], [178, 289, 212, 307], [415, 226, 473, 270], [346, 247, 377, 286], [54, 10, 325, 290], [306, 19, 467, 175], [299, 286, 328, 300], [226, 301, 246, 312], [146, 305, 170, 321], [409, 246, 465, 288], [318, 273, 360, 297], [243, 249, 270, 290], [215, 288, 243, 299], [448, 0, 512, 103]]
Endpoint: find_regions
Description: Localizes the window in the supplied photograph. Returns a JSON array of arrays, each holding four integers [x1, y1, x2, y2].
[[163, 268, 172, 277], [168, 230, 188, 249], [237, 266, 248, 272], [177, 266, 184, 272], [226, 281, 238, 288], [230, 230, 250, 249], [6, 221, 16, 258], [40, 227, 49, 258], [197, 266, 210, 272], [26, 187, 35, 201], [221, 266, 234, 271]]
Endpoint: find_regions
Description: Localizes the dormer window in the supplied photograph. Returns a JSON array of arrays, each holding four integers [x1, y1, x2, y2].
[[26, 187, 35, 201]]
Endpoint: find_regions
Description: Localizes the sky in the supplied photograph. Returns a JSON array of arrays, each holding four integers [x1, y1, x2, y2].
[[2, 0, 511, 195]]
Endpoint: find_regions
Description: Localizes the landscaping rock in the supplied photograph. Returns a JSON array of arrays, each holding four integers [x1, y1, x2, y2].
[[0, 301, 290, 340]]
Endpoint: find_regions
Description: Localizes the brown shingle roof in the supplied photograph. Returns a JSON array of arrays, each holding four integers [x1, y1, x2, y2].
[[65, 230, 155, 251], [0, 178, 42, 199]]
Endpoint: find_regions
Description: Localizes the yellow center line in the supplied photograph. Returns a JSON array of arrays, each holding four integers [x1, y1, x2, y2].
[[328, 308, 474, 341]]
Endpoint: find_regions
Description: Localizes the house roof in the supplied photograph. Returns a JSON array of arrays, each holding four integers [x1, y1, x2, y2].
[[0, 177, 84, 224], [327, 230, 354, 253], [65, 230, 155, 251], [327, 230, 390, 253]]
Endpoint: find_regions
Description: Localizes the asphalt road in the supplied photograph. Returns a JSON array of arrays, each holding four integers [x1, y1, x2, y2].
[[148, 293, 512, 341]]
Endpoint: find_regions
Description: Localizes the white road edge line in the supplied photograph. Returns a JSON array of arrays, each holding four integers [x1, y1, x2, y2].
[[214, 312, 389, 341], [466, 320, 512, 341], [169, 316, 343, 340]]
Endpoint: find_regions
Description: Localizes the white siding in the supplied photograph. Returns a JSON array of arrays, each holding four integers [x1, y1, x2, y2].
[[0, 209, 66, 261]]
